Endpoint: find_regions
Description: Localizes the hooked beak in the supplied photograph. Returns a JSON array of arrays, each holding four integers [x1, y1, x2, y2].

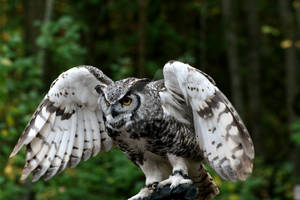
[[111, 106, 119, 118]]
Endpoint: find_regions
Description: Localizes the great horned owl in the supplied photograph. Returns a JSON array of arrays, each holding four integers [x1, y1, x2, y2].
[[10, 61, 254, 200]]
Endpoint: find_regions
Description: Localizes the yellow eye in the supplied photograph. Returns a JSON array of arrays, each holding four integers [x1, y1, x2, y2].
[[121, 97, 132, 106], [105, 100, 110, 106]]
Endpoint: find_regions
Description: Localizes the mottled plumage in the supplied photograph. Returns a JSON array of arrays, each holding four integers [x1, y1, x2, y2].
[[10, 61, 254, 200]]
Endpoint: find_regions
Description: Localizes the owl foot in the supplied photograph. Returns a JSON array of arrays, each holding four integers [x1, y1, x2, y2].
[[158, 170, 193, 189], [128, 185, 155, 200]]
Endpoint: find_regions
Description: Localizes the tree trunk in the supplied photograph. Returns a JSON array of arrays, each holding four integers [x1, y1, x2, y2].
[[293, 0, 300, 116], [245, 0, 262, 154], [221, 0, 244, 116], [23, 0, 45, 55], [137, 0, 148, 78], [40, 0, 55, 88], [199, 1, 207, 71], [294, 0, 300, 40], [279, 0, 297, 124], [21, 1, 49, 199], [278, 0, 299, 183]]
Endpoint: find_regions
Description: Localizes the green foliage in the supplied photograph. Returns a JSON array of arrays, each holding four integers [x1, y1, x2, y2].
[[0, 2, 143, 199], [291, 119, 300, 146], [0, 28, 43, 200], [30, 149, 143, 200], [0, 0, 299, 199], [214, 159, 294, 200], [37, 16, 87, 67]]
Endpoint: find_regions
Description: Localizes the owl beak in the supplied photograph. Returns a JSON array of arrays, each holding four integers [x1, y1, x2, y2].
[[111, 107, 119, 118]]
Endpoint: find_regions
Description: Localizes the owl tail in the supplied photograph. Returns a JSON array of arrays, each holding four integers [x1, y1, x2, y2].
[[191, 164, 219, 200]]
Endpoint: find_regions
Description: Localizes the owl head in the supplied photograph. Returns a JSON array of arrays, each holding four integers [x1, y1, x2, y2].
[[96, 78, 155, 129]]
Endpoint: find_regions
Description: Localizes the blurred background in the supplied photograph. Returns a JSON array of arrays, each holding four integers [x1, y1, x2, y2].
[[0, 0, 300, 199]]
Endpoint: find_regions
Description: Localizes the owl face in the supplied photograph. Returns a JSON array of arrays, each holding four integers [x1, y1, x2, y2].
[[100, 93, 140, 129], [98, 78, 148, 130]]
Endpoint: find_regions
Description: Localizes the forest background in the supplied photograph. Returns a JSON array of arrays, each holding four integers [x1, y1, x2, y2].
[[0, 0, 300, 199]]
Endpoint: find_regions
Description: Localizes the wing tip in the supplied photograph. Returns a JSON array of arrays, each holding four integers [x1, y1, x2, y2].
[[234, 159, 254, 181], [20, 168, 31, 181], [9, 151, 17, 158], [92, 148, 101, 157], [32, 176, 40, 182], [69, 157, 81, 168], [9, 145, 22, 158]]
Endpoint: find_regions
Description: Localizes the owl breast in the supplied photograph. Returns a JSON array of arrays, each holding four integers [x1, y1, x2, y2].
[[106, 115, 203, 166], [103, 80, 203, 165]]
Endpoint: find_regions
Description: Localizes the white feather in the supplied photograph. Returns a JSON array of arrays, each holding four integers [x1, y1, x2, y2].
[[43, 118, 70, 180], [82, 109, 93, 161], [58, 110, 77, 174], [21, 117, 57, 180], [25, 103, 50, 144], [32, 125, 62, 182], [70, 108, 84, 168], [88, 110, 101, 156], [10, 101, 51, 158], [27, 125, 50, 160], [10, 66, 115, 181], [96, 110, 113, 152], [161, 61, 254, 181]]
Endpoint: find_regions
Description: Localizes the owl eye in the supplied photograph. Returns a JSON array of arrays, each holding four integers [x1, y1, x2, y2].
[[105, 100, 110, 106], [121, 97, 132, 106]]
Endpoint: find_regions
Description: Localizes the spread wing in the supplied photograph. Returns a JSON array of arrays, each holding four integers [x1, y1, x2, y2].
[[160, 61, 254, 181], [10, 66, 113, 182]]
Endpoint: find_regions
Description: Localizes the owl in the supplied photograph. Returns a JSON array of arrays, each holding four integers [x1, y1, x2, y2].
[[10, 61, 254, 200]]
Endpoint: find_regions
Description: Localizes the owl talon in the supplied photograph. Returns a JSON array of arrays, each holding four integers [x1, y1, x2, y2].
[[147, 182, 159, 190], [159, 171, 193, 189]]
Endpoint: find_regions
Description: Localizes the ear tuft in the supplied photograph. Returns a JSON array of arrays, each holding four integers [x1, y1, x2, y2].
[[129, 79, 151, 92]]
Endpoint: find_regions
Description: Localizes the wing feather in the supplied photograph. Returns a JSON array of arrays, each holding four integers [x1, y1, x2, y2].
[[10, 102, 51, 157], [10, 66, 113, 181], [57, 111, 77, 174], [96, 110, 113, 152], [43, 118, 70, 180], [86, 110, 101, 156], [70, 108, 84, 168], [21, 116, 57, 180], [161, 61, 254, 181], [82, 109, 93, 161], [32, 124, 62, 182]]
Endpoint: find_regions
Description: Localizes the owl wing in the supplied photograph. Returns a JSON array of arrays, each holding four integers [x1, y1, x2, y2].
[[10, 66, 113, 182], [160, 61, 254, 181]]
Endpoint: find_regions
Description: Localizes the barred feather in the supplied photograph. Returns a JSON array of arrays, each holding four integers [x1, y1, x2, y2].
[[88, 110, 101, 156], [161, 61, 254, 181], [96, 110, 113, 152], [57, 112, 77, 174], [21, 116, 57, 180], [70, 108, 84, 168], [82, 109, 93, 161], [32, 126, 62, 182], [43, 119, 70, 180], [10, 99, 51, 158], [10, 66, 113, 182]]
